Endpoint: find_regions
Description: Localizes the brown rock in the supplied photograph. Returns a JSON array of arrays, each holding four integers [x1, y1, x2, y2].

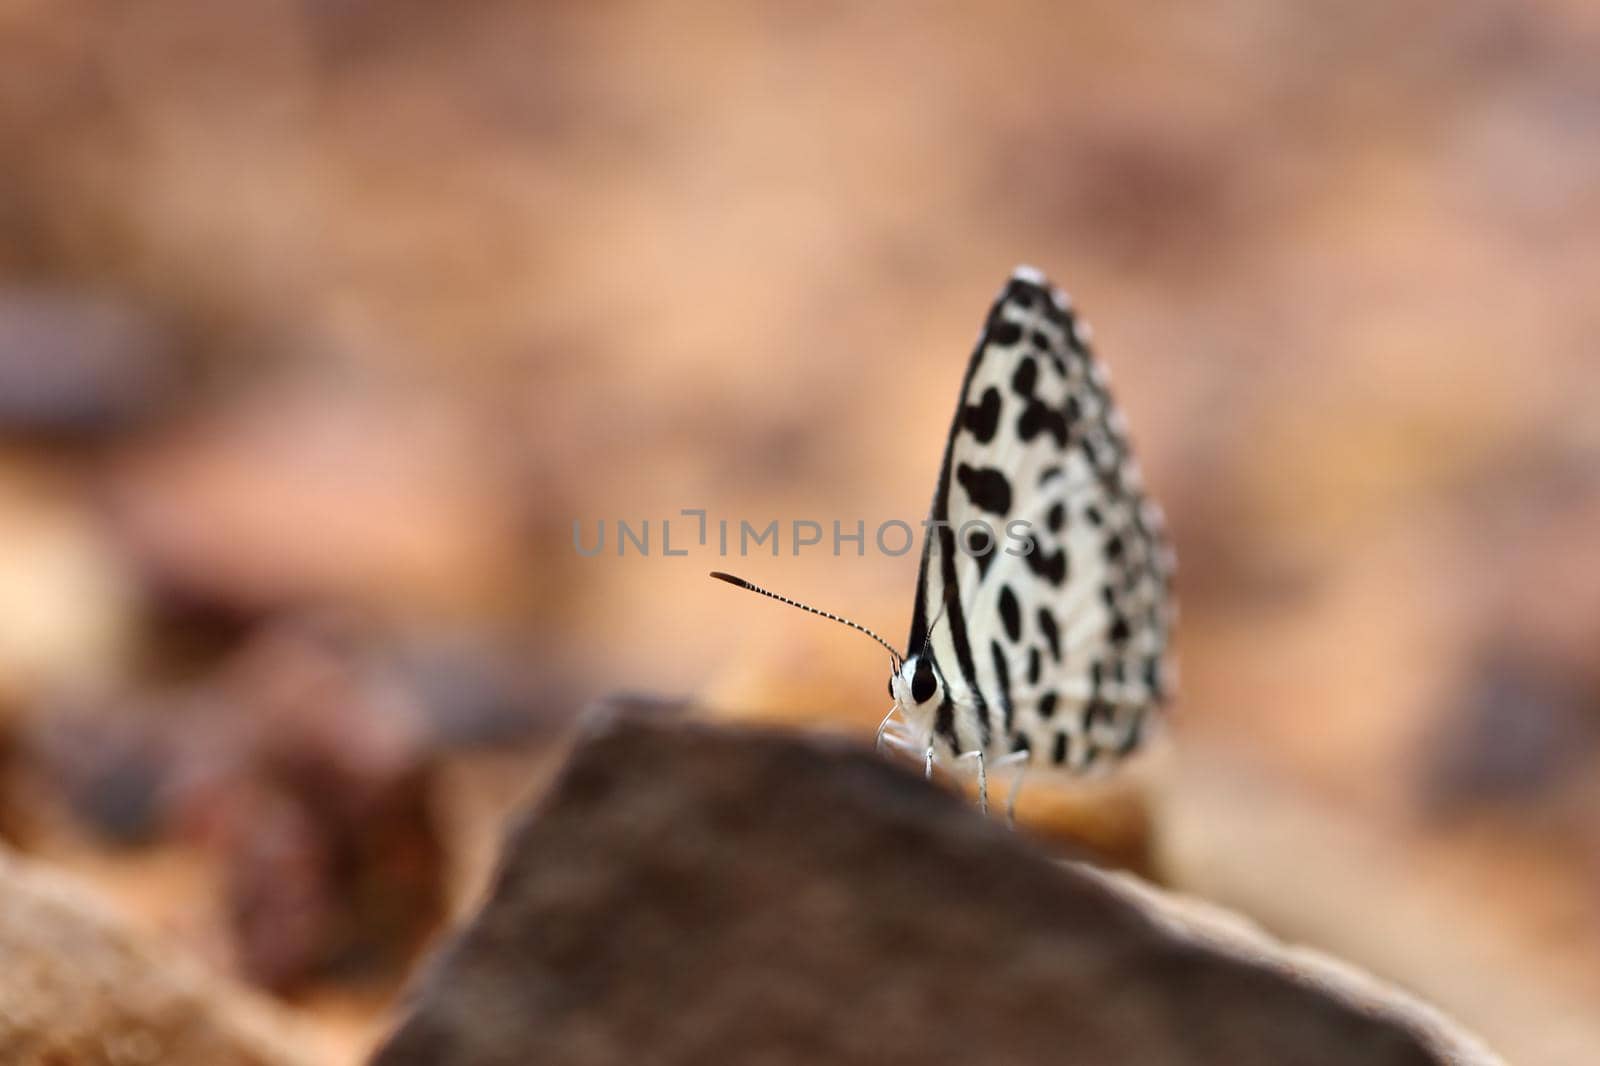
[[0, 845, 311, 1066], [371, 700, 1500, 1066]]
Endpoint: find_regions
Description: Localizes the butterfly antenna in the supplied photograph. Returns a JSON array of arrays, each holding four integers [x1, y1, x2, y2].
[[710, 572, 902, 670]]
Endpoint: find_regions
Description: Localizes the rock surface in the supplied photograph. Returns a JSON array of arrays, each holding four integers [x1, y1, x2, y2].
[[372, 700, 1501, 1066], [0, 845, 310, 1066]]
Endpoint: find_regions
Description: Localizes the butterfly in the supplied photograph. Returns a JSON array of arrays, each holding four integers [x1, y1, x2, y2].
[[714, 267, 1175, 819]]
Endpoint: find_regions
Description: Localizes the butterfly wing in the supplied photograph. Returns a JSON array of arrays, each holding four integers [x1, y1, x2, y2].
[[907, 267, 1174, 768]]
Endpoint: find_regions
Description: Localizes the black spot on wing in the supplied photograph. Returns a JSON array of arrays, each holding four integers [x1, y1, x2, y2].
[[989, 319, 1023, 346], [1018, 400, 1068, 446], [1116, 709, 1147, 756], [1038, 609, 1061, 661], [990, 640, 1014, 731], [1011, 357, 1037, 397], [955, 464, 1012, 516], [1004, 278, 1039, 308], [964, 523, 998, 583], [1024, 544, 1067, 586], [1052, 732, 1069, 765], [1041, 295, 1071, 329], [997, 585, 1021, 643], [972, 543, 995, 582], [1038, 690, 1058, 719], [1144, 657, 1164, 699], [1081, 431, 1127, 478], [964, 523, 995, 555], [1047, 503, 1066, 533], [962, 387, 1002, 444], [1027, 646, 1041, 685]]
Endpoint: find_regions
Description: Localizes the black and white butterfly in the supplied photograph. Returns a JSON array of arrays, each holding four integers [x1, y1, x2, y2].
[[715, 267, 1174, 817]]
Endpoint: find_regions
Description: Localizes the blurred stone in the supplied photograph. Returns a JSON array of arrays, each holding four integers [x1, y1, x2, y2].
[[184, 620, 448, 992], [21, 617, 453, 992], [1415, 485, 1600, 819], [384, 629, 567, 748], [1423, 646, 1600, 810], [371, 702, 1498, 1066], [19, 611, 574, 993], [26, 697, 176, 846], [0, 289, 176, 440], [0, 843, 312, 1066]]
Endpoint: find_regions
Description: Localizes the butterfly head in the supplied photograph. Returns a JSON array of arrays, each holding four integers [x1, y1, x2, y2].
[[889, 652, 944, 718]]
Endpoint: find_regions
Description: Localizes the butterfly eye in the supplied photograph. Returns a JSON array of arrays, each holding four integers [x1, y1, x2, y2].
[[911, 657, 937, 704]]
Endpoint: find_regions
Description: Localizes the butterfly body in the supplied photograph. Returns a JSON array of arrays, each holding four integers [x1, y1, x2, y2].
[[714, 266, 1174, 802], [883, 267, 1174, 774]]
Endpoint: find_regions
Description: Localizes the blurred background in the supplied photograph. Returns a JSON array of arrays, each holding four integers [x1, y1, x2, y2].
[[1, 1, 1597, 1062]]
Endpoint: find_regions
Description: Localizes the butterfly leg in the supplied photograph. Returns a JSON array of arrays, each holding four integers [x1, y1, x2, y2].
[[874, 706, 899, 754], [993, 751, 1030, 827], [959, 750, 988, 814]]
